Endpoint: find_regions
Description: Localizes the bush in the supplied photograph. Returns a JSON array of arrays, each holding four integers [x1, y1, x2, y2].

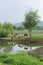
[[3, 58, 13, 63], [0, 23, 14, 37], [0, 52, 43, 65]]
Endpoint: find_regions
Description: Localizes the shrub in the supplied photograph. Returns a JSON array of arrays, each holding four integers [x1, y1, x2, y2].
[[0, 52, 43, 65]]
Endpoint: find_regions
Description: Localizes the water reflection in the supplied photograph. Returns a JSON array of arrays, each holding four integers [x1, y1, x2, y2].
[[0, 47, 4, 53], [0, 42, 40, 54]]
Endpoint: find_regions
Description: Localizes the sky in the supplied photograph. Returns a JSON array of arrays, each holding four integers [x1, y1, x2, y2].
[[0, 0, 43, 24]]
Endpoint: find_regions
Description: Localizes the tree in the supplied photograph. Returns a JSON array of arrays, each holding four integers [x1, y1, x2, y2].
[[3, 22, 14, 34], [13, 25, 17, 29], [0, 22, 14, 37], [23, 10, 40, 38], [17, 26, 24, 30]]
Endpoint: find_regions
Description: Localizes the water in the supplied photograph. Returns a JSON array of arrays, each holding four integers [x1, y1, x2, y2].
[[0, 42, 40, 54], [9, 44, 39, 54]]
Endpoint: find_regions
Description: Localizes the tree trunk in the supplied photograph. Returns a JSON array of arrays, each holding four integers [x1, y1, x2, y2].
[[29, 30, 32, 55], [28, 30, 32, 39], [29, 31, 32, 39]]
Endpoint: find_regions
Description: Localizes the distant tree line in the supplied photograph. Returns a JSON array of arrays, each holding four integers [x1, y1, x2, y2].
[[34, 26, 43, 30], [13, 25, 24, 30]]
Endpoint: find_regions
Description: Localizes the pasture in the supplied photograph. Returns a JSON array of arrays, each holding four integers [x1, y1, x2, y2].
[[14, 30, 43, 34]]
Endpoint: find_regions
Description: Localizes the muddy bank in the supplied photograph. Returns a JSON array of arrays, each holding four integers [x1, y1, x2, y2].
[[0, 38, 43, 46], [16, 39, 43, 46]]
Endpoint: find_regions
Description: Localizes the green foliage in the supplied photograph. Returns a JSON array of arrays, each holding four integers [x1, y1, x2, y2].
[[0, 22, 14, 37], [0, 52, 43, 65], [0, 29, 7, 37], [13, 25, 17, 29], [3, 22, 14, 33], [36, 26, 43, 30], [16, 26, 24, 30], [23, 9, 40, 38], [23, 10, 40, 29]]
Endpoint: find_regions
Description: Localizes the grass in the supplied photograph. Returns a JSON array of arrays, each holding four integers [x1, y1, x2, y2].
[[13, 34, 43, 41], [32, 34, 43, 39], [0, 52, 43, 65], [0, 29, 43, 40], [13, 29, 43, 40], [0, 33, 43, 46], [0, 30, 43, 65], [14, 30, 43, 34], [9, 33, 43, 46]]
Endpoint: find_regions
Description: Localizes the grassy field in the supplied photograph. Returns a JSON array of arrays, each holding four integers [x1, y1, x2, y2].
[[0, 30, 43, 40], [0, 52, 43, 65], [14, 30, 43, 34], [14, 30, 43, 39]]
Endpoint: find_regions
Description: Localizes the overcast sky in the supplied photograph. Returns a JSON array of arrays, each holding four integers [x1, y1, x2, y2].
[[0, 0, 43, 23]]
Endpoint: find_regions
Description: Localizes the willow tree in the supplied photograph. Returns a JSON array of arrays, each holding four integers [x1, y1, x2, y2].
[[23, 10, 40, 38]]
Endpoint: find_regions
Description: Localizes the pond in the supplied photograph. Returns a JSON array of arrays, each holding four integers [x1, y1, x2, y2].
[[0, 42, 41, 54]]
